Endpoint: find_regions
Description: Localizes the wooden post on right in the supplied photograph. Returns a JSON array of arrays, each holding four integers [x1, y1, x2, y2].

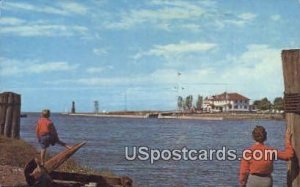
[[282, 49, 300, 187]]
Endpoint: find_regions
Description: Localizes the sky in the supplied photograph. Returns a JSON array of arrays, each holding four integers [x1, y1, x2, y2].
[[1, 0, 300, 112]]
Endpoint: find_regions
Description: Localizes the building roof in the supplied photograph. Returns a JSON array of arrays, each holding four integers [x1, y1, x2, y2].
[[205, 92, 250, 101]]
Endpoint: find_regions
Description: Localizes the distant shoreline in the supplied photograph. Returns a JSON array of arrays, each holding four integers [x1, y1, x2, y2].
[[62, 111, 284, 121]]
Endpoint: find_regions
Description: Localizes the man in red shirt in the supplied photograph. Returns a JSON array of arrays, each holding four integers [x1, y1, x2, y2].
[[239, 126, 294, 187], [36, 109, 71, 165]]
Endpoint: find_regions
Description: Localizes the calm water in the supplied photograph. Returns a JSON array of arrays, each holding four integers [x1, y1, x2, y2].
[[21, 113, 288, 187]]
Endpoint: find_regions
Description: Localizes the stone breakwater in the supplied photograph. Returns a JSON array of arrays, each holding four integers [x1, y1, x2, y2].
[[66, 112, 284, 121]]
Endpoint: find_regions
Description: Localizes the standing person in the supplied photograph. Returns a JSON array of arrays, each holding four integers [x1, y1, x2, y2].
[[36, 109, 71, 166], [239, 126, 294, 187]]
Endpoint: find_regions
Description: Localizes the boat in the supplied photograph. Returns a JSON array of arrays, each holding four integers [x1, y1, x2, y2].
[[20, 113, 27, 118]]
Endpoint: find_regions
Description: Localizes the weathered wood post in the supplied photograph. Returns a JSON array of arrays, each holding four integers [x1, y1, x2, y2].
[[0, 92, 21, 138], [11, 93, 21, 138], [282, 49, 300, 187], [4, 93, 13, 137], [0, 93, 8, 135]]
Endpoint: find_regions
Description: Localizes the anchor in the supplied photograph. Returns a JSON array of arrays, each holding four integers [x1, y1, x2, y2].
[[24, 142, 86, 186]]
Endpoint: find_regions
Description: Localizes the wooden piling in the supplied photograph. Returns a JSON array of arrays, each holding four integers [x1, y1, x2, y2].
[[4, 93, 14, 137], [11, 94, 21, 138], [282, 49, 300, 187], [0, 92, 21, 138], [0, 93, 8, 135]]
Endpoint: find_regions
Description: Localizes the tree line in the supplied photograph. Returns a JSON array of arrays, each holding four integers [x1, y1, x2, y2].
[[253, 97, 284, 111], [177, 95, 203, 111], [177, 95, 284, 112]]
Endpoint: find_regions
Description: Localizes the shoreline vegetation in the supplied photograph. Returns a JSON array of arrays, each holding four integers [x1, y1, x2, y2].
[[64, 111, 284, 121], [0, 136, 120, 186]]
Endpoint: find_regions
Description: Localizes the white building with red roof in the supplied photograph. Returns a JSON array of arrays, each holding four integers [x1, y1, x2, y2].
[[203, 92, 250, 112]]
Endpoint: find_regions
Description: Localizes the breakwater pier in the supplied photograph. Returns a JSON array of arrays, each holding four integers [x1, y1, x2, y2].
[[64, 111, 284, 121]]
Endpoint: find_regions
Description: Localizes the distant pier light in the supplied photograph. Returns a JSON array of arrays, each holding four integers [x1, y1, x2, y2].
[[71, 101, 76, 113], [94, 100, 99, 114]]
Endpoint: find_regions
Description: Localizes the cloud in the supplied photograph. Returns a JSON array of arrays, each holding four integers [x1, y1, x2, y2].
[[179, 24, 202, 32], [0, 57, 79, 76], [93, 48, 108, 56], [47, 67, 214, 88], [44, 68, 220, 108], [271, 14, 281, 21], [138, 45, 282, 100], [57, 2, 88, 15], [103, 1, 256, 31], [103, 0, 206, 30], [134, 41, 217, 59], [4, 2, 64, 15], [218, 44, 283, 99], [45, 44, 283, 102], [4, 1, 87, 16], [221, 12, 257, 27], [0, 17, 88, 37], [49, 76, 148, 87], [0, 17, 25, 25], [27, 62, 78, 73], [86, 67, 105, 74], [146, 45, 282, 100], [238, 13, 257, 21], [0, 24, 88, 37], [149, 68, 215, 86]]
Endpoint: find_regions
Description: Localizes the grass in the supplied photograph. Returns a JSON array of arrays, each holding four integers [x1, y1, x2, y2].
[[0, 135, 37, 167], [0, 135, 115, 177]]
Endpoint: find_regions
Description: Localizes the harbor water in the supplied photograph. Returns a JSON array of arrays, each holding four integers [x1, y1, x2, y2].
[[21, 113, 288, 187]]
